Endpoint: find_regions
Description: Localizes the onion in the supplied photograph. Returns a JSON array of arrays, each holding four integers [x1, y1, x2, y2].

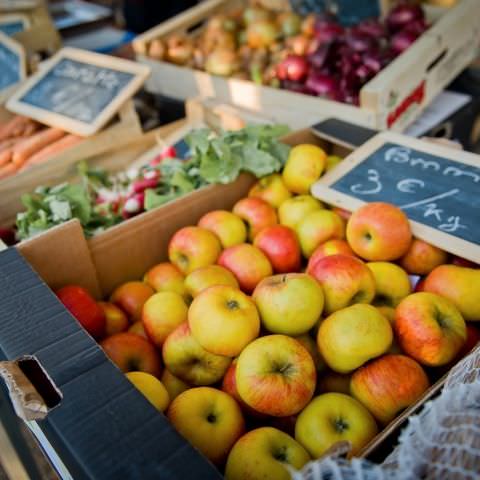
[[276, 55, 309, 82], [362, 51, 383, 74], [306, 72, 339, 99], [308, 43, 331, 69], [345, 32, 376, 53], [391, 29, 420, 54], [354, 19, 385, 38], [282, 80, 315, 95], [313, 20, 344, 44], [386, 4, 424, 33]]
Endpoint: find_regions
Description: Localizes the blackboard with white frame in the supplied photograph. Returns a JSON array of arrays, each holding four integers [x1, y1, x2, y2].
[[312, 132, 480, 263], [6, 47, 150, 136], [0, 30, 25, 92]]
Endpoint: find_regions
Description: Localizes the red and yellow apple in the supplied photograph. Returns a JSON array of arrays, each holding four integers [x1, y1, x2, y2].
[[282, 144, 327, 194], [318, 304, 393, 373], [142, 291, 188, 347], [160, 368, 190, 401], [236, 335, 316, 416], [423, 265, 480, 321], [100, 332, 162, 377], [168, 387, 245, 464], [162, 322, 231, 385], [225, 427, 310, 480], [307, 239, 356, 273], [346, 202, 412, 261], [126, 371, 170, 412], [278, 194, 323, 229], [350, 354, 429, 424], [394, 292, 467, 366], [198, 210, 247, 248], [218, 243, 273, 293], [232, 197, 277, 241], [295, 334, 327, 373], [309, 254, 376, 314], [317, 372, 351, 395], [143, 262, 189, 301], [253, 225, 301, 273], [367, 262, 411, 307], [128, 321, 148, 339], [99, 301, 128, 336], [188, 285, 260, 357], [295, 392, 378, 458], [248, 173, 292, 208], [110, 281, 155, 322], [184, 264, 239, 297], [252, 273, 324, 336], [296, 210, 345, 258], [400, 239, 448, 275], [168, 226, 222, 275]]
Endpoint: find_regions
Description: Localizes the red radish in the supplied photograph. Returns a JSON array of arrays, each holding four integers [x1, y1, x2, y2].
[[132, 177, 159, 194], [122, 192, 145, 219], [56, 286, 106, 339], [150, 145, 177, 166]]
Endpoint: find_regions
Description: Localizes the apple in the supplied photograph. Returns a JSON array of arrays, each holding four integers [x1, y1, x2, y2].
[[99, 302, 129, 336], [128, 321, 148, 339], [376, 305, 396, 325], [126, 371, 170, 412], [318, 304, 393, 373], [198, 210, 247, 248], [143, 262, 189, 301], [423, 265, 480, 321], [394, 292, 467, 366], [184, 264, 239, 297], [282, 144, 327, 194], [236, 335, 316, 416], [295, 334, 327, 373], [400, 239, 448, 275], [142, 292, 188, 347], [346, 202, 412, 261], [188, 285, 260, 356], [248, 173, 292, 208], [225, 427, 310, 480], [332, 207, 352, 222], [100, 332, 162, 377], [309, 254, 376, 315], [110, 281, 155, 322], [307, 239, 356, 273], [168, 226, 222, 275], [414, 278, 426, 292], [253, 225, 301, 273], [367, 262, 411, 307], [218, 243, 273, 294], [160, 368, 190, 402], [325, 155, 342, 171], [317, 372, 351, 395], [252, 273, 324, 336], [452, 256, 479, 268], [168, 387, 245, 464], [232, 197, 277, 241], [278, 194, 323, 229], [350, 354, 429, 424], [457, 324, 480, 359], [56, 285, 106, 339], [162, 322, 231, 385], [296, 210, 345, 258], [295, 392, 378, 458]]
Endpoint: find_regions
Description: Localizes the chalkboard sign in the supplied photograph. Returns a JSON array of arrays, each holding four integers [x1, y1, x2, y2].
[[312, 132, 480, 262], [0, 31, 25, 92], [6, 47, 150, 136], [0, 13, 29, 35]]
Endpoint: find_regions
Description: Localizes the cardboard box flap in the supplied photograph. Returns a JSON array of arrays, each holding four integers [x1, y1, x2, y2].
[[0, 247, 222, 479]]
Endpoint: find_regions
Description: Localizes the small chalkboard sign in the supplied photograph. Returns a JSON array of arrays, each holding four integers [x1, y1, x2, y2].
[[0, 13, 30, 35], [0, 30, 25, 92], [312, 132, 480, 262], [6, 47, 150, 136]]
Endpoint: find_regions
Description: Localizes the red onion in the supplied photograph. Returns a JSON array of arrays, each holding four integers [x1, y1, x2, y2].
[[391, 29, 420, 54], [0, 227, 16, 246], [276, 55, 309, 82], [308, 44, 331, 69], [313, 21, 344, 44], [354, 19, 385, 38], [345, 32, 376, 53], [282, 80, 315, 95], [386, 4, 424, 33], [306, 72, 339, 99], [150, 145, 177, 166]]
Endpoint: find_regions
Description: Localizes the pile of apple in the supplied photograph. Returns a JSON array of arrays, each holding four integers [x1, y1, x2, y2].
[[56, 144, 480, 479]]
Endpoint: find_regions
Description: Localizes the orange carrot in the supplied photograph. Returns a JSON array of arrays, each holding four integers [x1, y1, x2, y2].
[[0, 149, 12, 166], [0, 162, 18, 179], [0, 116, 31, 142], [11, 128, 66, 167], [24, 134, 83, 166]]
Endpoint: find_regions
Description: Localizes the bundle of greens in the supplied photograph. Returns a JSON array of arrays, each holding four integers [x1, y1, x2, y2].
[[16, 124, 291, 240]]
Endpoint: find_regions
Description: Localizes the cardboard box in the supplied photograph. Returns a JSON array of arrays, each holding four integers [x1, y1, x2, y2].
[[0, 126, 470, 477], [133, 0, 480, 131]]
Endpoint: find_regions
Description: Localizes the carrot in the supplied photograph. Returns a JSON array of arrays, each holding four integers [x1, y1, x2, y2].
[[0, 138, 17, 153], [24, 134, 83, 166], [11, 128, 66, 167], [0, 116, 31, 142], [0, 162, 18, 179], [19, 121, 42, 138], [0, 149, 12, 166]]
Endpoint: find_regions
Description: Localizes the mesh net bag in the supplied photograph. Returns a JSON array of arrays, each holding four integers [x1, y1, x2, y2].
[[290, 345, 480, 480]]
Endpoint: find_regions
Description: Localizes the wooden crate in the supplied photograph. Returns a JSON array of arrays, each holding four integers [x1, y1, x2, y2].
[[133, 0, 480, 131], [0, 100, 148, 227]]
